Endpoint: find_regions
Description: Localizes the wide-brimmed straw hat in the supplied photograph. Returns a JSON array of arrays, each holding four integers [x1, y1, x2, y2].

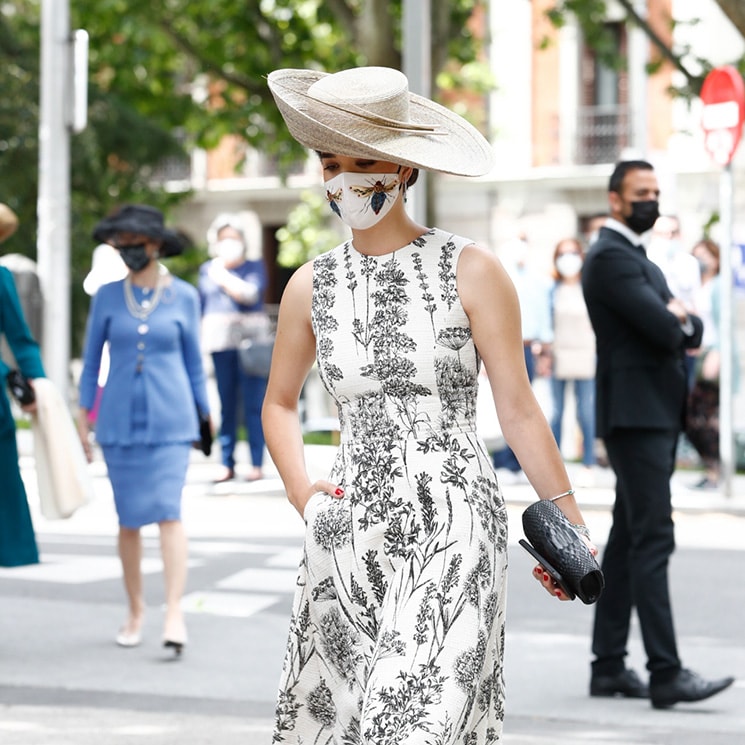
[[0, 202, 19, 244], [92, 204, 185, 257], [267, 66, 495, 177]]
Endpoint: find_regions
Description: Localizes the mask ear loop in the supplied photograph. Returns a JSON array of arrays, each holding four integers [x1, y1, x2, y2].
[[397, 165, 409, 204]]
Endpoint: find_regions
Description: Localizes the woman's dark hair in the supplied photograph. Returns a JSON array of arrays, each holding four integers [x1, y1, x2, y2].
[[692, 238, 720, 273], [405, 168, 419, 188], [316, 151, 419, 188], [608, 160, 654, 194]]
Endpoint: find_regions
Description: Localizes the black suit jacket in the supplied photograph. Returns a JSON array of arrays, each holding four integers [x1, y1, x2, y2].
[[582, 226, 704, 438]]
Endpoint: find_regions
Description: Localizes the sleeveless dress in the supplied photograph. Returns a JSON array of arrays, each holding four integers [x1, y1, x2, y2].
[[274, 229, 509, 745]]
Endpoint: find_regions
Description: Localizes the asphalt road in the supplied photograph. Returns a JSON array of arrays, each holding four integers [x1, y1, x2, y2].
[[1, 444, 743, 744]]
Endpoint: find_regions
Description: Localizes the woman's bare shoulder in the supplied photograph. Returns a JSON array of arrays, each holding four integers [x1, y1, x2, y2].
[[457, 243, 514, 306]]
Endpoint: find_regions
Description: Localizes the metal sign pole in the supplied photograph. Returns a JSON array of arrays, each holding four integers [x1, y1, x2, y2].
[[719, 162, 734, 496], [699, 66, 744, 498], [38, 0, 72, 400], [402, 0, 430, 226]]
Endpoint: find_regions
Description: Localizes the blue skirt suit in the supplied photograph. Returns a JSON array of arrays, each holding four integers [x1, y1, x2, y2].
[[79, 275, 209, 528], [0, 267, 46, 566]]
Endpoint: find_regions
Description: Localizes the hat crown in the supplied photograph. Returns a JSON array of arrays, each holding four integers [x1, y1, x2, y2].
[[115, 205, 164, 231], [92, 203, 185, 257], [308, 67, 410, 124]]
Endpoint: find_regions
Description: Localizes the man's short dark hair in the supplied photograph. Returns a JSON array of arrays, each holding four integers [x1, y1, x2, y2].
[[609, 160, 654, 194]]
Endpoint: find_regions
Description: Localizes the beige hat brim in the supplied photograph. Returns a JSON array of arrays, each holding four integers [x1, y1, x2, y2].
[[267, 69, 495, 177]]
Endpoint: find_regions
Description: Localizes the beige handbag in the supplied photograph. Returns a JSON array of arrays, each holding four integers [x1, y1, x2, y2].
[[31, 378, 95, 519]]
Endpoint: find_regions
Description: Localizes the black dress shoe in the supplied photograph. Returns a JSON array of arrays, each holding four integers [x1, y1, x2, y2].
[[590, 668, 649, 698], [650, 668, 735, 709]]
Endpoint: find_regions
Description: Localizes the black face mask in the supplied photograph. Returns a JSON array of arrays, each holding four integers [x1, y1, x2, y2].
[[118, 244, 151, 272], [625, 200, 660, 235]]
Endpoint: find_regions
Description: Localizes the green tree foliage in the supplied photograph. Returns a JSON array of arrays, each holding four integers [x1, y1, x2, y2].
[[1, 1, 489, 348], [75, 0, 490, 175], [546, 0, 745, 98], [1, 2, 189, 350], [275, 190, 344, 268]]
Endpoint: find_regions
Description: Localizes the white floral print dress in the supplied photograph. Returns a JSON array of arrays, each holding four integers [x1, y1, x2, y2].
[[274, 228, 509, 745]]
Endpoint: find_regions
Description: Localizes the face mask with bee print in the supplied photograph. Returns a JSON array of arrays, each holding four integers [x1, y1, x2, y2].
[[324, 170, 402, 230]]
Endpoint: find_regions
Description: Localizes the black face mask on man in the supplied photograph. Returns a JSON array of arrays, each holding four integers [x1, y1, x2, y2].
[[625, 200, 660, 235], [118, 244, 151, 272]]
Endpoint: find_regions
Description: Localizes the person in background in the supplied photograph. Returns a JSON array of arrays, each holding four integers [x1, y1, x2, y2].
[[198, 213, 269, 483], [584, 213, 608, 248], [549, 237, 596, 486], [76, 204, 210, 656], [647, 215, 701, 313], [263, 65, 593, 745], [582, 160, 733, 708], [491, 234, 553, 482], [686, 239, 732, 490], [0, 202, 45, 567], [83, 242, 128, 297], [648, 214, 702, 391], [82, 243, 128, 425]]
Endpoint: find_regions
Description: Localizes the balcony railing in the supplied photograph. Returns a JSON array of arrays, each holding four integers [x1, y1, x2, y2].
[[150, 142, 308, 188], [576, 105, 631, 165]]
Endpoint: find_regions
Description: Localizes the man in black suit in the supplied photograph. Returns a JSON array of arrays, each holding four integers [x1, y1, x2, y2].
[[582, 160, 734, 709]]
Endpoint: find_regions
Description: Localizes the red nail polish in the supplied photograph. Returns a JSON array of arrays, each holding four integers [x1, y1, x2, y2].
[[334, 488, 344, 496], [543, 573, 549, 582], [555, 590, 563, 597]]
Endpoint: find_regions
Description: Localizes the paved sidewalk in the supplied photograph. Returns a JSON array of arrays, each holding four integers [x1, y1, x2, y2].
[[15, 427, 745, 517]]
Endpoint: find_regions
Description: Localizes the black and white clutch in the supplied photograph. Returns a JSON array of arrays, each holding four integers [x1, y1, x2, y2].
[[519, 498, 605, 605]]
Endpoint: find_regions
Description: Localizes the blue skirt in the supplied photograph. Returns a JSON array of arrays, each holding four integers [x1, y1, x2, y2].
[[102, 442, 191, 528]]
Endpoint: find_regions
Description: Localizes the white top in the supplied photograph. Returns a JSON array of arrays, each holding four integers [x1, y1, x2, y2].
[[552, 282, 596, 380]]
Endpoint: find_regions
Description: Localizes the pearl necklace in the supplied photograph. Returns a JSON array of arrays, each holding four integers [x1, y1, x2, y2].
[[124, 264, 168, 335]]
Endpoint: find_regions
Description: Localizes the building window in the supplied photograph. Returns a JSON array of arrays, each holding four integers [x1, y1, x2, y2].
[[577, 23, 630, 164]]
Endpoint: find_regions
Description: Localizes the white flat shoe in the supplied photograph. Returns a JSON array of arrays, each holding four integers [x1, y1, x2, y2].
[[115, 628, 142, 647]]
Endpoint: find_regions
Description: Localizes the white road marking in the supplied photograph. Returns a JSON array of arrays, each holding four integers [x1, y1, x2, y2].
[[181, 591, 280, 618], [217, 567, 298, 593], [0, 555, 163, 583]]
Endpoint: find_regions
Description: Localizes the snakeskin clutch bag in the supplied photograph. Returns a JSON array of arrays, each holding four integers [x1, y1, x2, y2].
[[519, 498, 604, 605]]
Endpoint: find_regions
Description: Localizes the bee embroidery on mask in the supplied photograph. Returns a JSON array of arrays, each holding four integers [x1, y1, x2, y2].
[[350, 177, 400, 214], [326, 187, 343, 217]]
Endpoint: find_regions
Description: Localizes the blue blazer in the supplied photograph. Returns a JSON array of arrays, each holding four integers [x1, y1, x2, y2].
[[79, 276, 209, 446], [0, 267, 45, 438]]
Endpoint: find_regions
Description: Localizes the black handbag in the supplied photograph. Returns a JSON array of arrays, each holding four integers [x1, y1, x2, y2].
[[6, 369, 35, 405], [197, 410, 212, 456], [519, 498, 605, 605]]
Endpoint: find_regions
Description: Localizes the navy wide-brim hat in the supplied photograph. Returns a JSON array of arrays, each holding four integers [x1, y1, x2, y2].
[[92, 204, 185, 257]]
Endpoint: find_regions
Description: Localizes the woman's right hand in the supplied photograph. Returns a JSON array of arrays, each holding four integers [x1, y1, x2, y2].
[[76, 409, 93, 463], [297, 480, 344, 519]]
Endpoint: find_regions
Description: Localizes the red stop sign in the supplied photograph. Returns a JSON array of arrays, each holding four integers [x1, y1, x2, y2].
[[700, 66, 745, 166]]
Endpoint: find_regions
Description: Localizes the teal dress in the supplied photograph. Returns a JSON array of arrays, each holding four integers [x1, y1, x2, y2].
[[0, 266, 45, 566]]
